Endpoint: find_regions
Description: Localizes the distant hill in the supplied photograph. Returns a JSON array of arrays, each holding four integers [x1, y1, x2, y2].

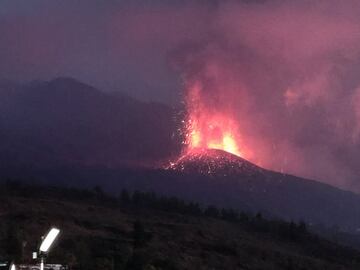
[[0, 77, 181, 169], [1, 183, 360, 270]]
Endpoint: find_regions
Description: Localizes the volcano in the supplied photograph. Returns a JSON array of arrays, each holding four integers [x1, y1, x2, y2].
[[167, 148, 263, 177], [4, 79, 360, 237]]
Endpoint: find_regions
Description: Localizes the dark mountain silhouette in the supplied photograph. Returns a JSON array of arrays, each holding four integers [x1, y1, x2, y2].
[[0, 77, 181, 169]]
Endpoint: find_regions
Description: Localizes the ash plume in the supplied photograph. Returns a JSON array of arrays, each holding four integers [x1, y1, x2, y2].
[[169, 0, 360, 190]]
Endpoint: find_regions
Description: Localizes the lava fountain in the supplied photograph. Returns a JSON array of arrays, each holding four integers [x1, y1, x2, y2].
[[183, 81, 245, 158], [166, 80, 254, 173]]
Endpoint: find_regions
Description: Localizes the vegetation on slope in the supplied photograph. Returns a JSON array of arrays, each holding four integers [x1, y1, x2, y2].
[[1, 181, 360, 270]]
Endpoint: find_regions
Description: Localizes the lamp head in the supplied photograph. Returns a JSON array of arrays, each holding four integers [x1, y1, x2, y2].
[[39, 228, 60, 253]]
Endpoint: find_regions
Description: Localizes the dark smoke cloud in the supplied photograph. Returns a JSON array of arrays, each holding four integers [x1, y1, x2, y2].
[[1, 0, 360, 190]]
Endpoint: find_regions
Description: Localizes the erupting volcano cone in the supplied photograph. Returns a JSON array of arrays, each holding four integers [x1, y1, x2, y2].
[[167, 148, 263, 177]]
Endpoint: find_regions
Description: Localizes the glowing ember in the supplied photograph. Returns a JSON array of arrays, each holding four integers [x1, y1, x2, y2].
[[167, 148, 262, 176], [184, 82, 243, 157]]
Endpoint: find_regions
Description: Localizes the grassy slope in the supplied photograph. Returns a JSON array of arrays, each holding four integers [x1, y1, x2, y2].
[[1, 184, 360, 270]]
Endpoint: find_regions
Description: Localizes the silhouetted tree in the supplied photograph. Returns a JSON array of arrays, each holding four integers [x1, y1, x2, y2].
[[132, 220, 151, 248], [120, 189, 131, 204], [5, 221, 23, 262], [239, 212, 249, 223], [93, 185, 104, 198], [298, 221, 307, 234], [204, 205, 220, 218], [221, 208, 238, 221], [132, 191, 142, 206]]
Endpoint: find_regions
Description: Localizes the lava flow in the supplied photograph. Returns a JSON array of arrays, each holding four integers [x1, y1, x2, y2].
[[183, 81, 244, 157]]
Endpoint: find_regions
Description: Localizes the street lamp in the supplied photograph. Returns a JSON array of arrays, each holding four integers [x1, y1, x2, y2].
[[38, 228, 60, 270]]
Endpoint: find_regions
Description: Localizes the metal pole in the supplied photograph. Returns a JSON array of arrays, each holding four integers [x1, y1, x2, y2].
[[40, 257, 44, 270]]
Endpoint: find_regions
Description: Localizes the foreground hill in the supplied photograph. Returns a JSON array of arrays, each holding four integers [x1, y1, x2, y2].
[[1, 182, 360, 270]]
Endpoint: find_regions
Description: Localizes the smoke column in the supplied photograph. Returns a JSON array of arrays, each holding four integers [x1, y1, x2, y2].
[[169, 0, 360, 191]]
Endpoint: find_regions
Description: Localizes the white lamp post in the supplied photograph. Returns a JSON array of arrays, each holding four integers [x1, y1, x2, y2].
[[38, 228, 60, 270]]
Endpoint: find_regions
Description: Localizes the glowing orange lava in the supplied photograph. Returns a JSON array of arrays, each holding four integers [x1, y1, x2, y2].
[[184, 82, 244, 157]]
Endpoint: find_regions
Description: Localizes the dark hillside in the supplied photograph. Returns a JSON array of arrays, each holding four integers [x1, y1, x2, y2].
[[4, 164, 360, 235], [1, 182, 360, 270]]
